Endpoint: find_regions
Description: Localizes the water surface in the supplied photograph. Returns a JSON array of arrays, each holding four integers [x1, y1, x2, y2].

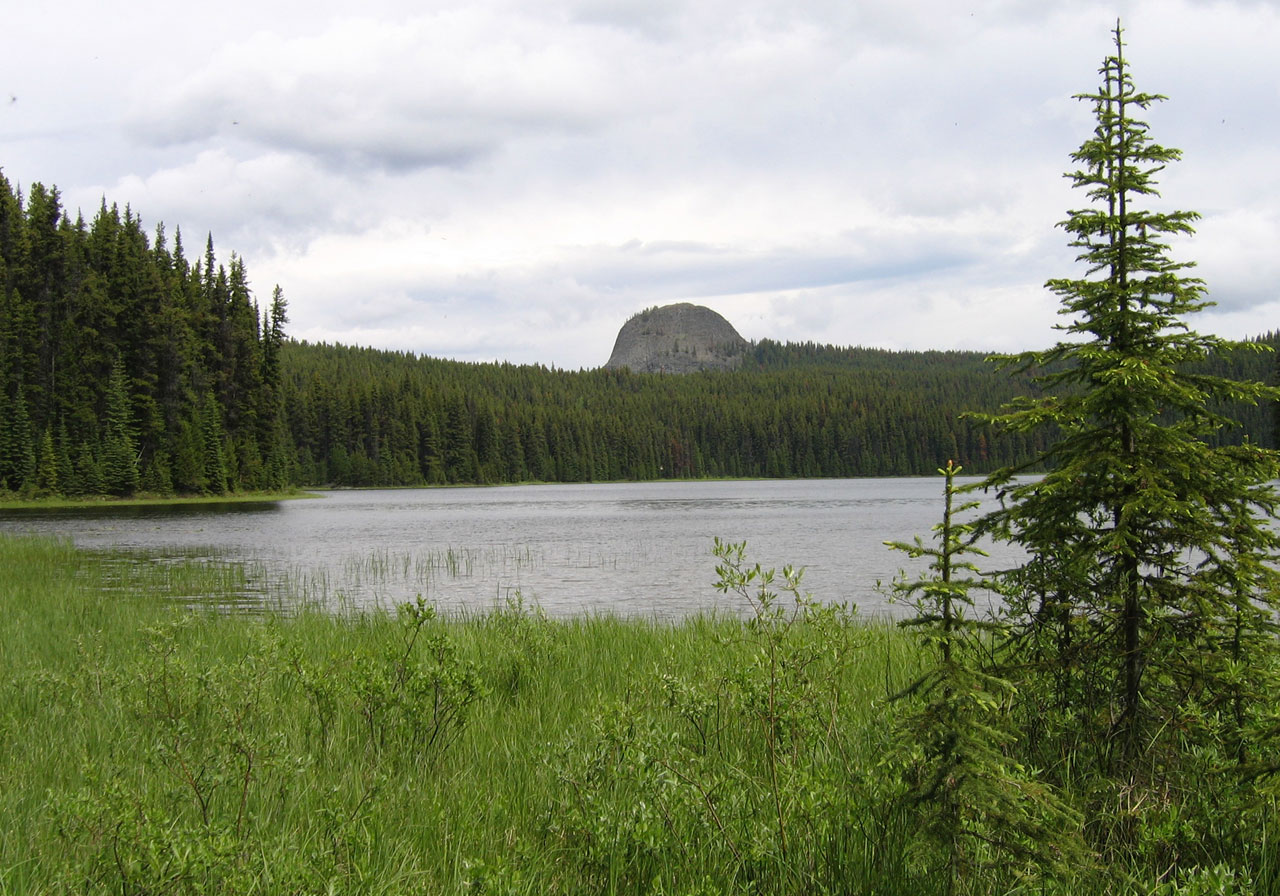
[[0, 478, 1018, 618]]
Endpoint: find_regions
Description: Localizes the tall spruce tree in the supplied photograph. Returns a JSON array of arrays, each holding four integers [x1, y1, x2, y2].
[[101, 357, 140, 496], [0, 386, 37, 493], [977, 23, 1280, 798]]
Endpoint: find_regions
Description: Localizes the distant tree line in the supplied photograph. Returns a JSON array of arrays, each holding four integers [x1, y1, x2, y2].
[[2, 167, 1274, 497], [0, 171, 290, 498], [279, 341, 1046, 486], [280, 334, 1277, 488]]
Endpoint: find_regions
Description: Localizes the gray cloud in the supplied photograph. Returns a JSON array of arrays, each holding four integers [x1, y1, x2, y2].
[[128, 12, 627, 174], [3, 0, 1278, 368], [566, 238, 975, 300]]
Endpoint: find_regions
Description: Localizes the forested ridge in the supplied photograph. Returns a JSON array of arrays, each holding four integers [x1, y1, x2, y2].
[[2, 168, 1276, 497], [276, 331, 1280, 487], [282, 340, 1051, 486]]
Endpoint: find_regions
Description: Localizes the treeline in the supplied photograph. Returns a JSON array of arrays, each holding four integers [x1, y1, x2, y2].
[[278, 336, 1275, 488], [281, 340, 1059, 486], [753, 335, 1279, 449], [3, 169, 1275, 497], [0, 172, 291, 498]]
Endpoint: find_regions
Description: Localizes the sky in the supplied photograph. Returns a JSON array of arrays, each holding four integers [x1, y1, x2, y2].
[[3, 0, 1279, 370]]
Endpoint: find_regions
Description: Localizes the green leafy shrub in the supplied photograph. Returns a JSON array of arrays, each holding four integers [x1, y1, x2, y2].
[[543, 539, 874, 894]]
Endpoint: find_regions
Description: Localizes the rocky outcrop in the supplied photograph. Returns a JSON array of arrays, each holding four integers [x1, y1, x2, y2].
[[604, 303, 749, 373]]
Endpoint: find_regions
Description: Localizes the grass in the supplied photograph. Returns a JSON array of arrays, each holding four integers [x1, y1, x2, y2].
[[0, 489, 320, 511], [1, 533, 1274, 895]]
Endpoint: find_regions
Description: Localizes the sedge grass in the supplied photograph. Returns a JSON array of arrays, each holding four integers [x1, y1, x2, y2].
[[1, 533, 1274, 895]]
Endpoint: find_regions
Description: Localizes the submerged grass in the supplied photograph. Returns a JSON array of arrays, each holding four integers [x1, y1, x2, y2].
[[1, 533, 1273, 894]]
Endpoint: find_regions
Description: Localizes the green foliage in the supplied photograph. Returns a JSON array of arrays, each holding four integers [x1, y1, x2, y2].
[[280, 338, 1058, 487], [101, 357, 140, 495], [5, 530, 1280, 892], [1150, 864, 1256, 896], [34, 428, 58, 493], [3, 162, 1275, 498], [887, 463, 1085, 891], [0, 172, 292, 498], [480, 592, 561, 701], [0, 385, 34, 493], [543, 540, 886, 894], [0, 539, 492, 894], [276, 329, 1279, 490], [199, 391, 230, 495], [46, 617, 395, 895], [352, 596, 487, 761], [73, 439, 105, 496], [973, 23, 1280, 876], [6, 25, 1280, 893]]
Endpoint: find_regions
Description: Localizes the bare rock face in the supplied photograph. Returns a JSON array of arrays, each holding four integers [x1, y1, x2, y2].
[[604, 303, 749, 373]]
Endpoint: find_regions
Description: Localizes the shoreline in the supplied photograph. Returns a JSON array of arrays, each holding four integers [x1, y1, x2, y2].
[[0, 490, 322, 511]]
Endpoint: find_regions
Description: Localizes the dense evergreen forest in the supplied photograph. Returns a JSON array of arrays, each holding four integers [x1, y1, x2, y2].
[[280, 340, 1050, 485], [0, 172, 290, 497], [277, 334, 1277, 488], [2, 168, 1275, 497]]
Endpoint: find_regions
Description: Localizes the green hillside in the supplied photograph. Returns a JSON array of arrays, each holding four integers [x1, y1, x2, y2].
[[278, 333, 1278, 487]]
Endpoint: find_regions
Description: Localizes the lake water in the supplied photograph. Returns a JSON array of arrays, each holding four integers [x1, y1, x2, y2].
[[0, 478, 1022, 618]]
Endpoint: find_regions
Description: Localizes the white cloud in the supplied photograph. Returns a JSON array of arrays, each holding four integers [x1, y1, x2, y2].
[[3, 0, 1278, 368], [129, 11, 633, 172]]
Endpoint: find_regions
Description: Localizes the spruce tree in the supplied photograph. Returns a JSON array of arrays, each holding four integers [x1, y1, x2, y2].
[[977, 22, 1280, 814], [199, 391, 230, 495], [0, 386, 13, 491], [35, 429, 58, 494], [3, 386, 38, 493], [74, 441, 105, 496], [55, 421, 74, 494], [888, 462, 1082, 891], [101, 357, 139, 496]]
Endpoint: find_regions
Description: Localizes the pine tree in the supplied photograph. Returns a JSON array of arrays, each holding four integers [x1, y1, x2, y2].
[[258, 285, 292, 491], [55, 420, 74, 494], [140, 448, 174, 495], [260, 285, 288, 396], [0, 386, 14, 491], [976, 22, 1280, 818], [442, 393, 474, 482], [74, 441, 105, 497], [171, 417, 206, 495], [6, 386, 37, 492], [101, 357, 139, 496], [35, 429, 58, 494], [199, 392, 230, 495]]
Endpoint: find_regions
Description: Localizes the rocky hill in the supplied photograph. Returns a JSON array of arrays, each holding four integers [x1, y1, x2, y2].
[[604, 303, 749, 373]]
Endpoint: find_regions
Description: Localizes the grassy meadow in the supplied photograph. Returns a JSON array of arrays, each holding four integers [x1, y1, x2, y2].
[[1, 533, 1274, 895]]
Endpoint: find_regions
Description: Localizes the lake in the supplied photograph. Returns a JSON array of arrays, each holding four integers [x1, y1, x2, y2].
[[0, 478, 1023, 618]]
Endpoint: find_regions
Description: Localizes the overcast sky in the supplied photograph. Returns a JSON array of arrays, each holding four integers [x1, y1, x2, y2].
[[4, 0, 1278, 369]]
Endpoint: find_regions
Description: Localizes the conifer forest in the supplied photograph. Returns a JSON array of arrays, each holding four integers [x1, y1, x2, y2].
[[1, 166, 1275, 497]]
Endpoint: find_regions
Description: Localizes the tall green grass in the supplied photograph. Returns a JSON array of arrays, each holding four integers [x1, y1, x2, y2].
[[1, 533, 1274, 894]]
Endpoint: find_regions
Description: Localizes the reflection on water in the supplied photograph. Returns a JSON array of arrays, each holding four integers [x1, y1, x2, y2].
[[0, 479, 1020, 618]]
